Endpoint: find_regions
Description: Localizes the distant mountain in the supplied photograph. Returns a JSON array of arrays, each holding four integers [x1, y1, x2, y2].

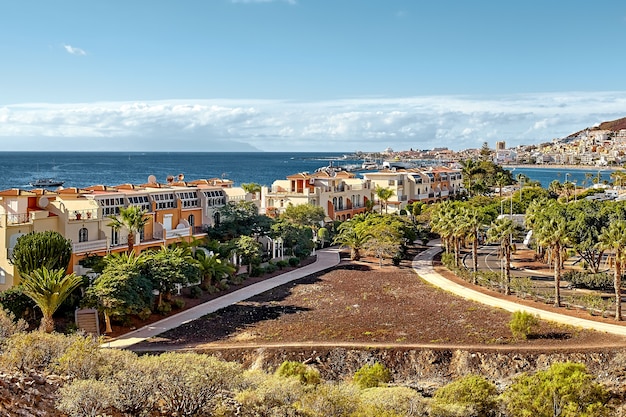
[[566, 116, 626, 139]]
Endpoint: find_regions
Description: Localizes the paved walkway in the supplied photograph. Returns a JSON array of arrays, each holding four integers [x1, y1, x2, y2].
[[105, 248, 341, 349], [413, 244, 626, 337]]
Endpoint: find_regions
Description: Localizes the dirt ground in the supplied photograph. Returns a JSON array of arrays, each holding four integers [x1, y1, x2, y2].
[[133, 247, 626, 351]]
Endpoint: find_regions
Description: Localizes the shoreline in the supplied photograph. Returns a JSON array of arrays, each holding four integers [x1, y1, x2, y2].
[[502, 164, 622, 171]]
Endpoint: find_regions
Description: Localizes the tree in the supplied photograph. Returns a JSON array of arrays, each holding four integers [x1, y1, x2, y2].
[[85, 252, 153, 333], [271, 220, 315, 259], [487, 218, 522, 295], [332, 215, 372, 261], [569, 200, 608, 273], [529, 201, 572, 307], [462, 205, 489, 277], [431, 374, 498, 417], [502, 362, 611, 417], [194, 250, 235, 289], [363, 222, 403, 267], [108, 205, 149, 254], [143, 246, 200, 303], [236, 235, 262, 274], [460, 159, 485, 197], [597, 220, 626, 321], [374, 185, 394, 214], [317, 227, 329, 248], [21, 267, 83, 332], [241, 182, 262, 198], [11, 231, 72, 277], [281, 203, 325, 228], [211, 200, 272, 240]]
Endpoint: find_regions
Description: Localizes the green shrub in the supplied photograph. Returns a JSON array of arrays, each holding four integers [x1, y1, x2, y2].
[[0, 308, 27, 344], [431, 374, 498, 417], [157, 302, 172, 315], [264, 263, 278, 274], [235, 372, 306, 417], [189, 285, 203, 299], [276, 260, 289, 269], [509, 310, 540, 340], [288, 257, 300, 267], [55, 334, 110, 380], [353, 362, 392, 389], [298, 381, 360, 417], [563, 270, 613, 291], [356, 386, 428, 417], [275, 360, 321, 385], [0, 286, 36, 325], [250, 266, 264, 277], [172, 299, 185, 310], [2, 331, 73, 372], [56, 379, 114, 417], [137, 307, 152, 320]]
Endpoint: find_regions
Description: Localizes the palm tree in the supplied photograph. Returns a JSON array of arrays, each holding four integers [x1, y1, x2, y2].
[[374, 185, 394, 214], [532, 202, 571, 307], [241, 182, 262, 199], [460, 159, 485, 197], [494, 172, 508, 198], [333, 217, 371, 261], [462, 206, 489, 279], [21, 267, 83, 333], [195, 250, 235, 289], [487, 218, 521, 295], [108, 205, 149, 254], [597, 220, 626, 320]]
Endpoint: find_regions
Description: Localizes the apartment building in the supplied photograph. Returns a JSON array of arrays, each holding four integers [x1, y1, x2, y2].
[[0, 178, 242, 291], [261, 169, 373, 221]]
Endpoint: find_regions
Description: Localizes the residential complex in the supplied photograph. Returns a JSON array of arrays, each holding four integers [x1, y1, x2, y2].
[[0, 165, 461, 291]]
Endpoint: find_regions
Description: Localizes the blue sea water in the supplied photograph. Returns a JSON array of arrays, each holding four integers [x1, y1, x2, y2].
[[0, 152, 614, 192], [505, 167, 616, 189], [0, 152, 355, 190]]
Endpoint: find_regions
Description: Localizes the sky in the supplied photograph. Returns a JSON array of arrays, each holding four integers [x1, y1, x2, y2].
[[1, 0, 626, 153]]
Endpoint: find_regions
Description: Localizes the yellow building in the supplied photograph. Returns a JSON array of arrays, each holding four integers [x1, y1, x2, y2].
[[0, 178, 243, 291]]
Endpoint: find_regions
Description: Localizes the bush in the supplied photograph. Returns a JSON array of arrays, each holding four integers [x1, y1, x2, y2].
[[56, 379, 114, 417], [563, 270, 613, 291], [189, 285, 203, 299], [236, 372, 306, 417], [509, 310, 540, 340], [353, 362, 392, 389], [0, 308, 27, 344], [0, 286, 37, 325], [172, 299, 185, 310], [250, 266, 264, 277], [276, 260, 289, 269], [264, 263, 278, 274], [157, 302, 172, 315], [137, 307, 152, 320], [356, 386, 428, 417], [2, 331, 74, 372], [431, 374, 498, 417], [109, 354, 158, 416], [288, 257, 300, 267], [55, 334, 110, 380], [298, 381, 360, 417], [275, 360, 321, 385]]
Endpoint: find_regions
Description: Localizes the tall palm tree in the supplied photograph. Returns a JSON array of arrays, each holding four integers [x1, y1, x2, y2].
[[532, 202, 571, 307], [494, 172, 508, 198], [462, 206, 489, 278], [241, 182, 262, 199], [21, 267, 83, 333], [487, 218, 521, 295], [374, 185, 394, 214], [598, 220, 626, 320], [460, 159, 485, 197], [108, 205, 149, 254]]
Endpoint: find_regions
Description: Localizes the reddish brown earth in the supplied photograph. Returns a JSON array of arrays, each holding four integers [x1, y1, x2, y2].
[[133, 248, 626, 352]]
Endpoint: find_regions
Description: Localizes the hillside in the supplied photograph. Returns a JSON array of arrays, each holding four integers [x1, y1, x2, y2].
[[567, 116, 626, 138]]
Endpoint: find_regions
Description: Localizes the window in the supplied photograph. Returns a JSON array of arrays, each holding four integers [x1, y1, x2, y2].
[[111, 228, 119, 246], [188, 214, 195, 227], [151, 193, 176, 210], [98, 197, 124, 216], [203, 190, 226, 207], [388, 180, 395, 186], [213, 212, 220, 226], [78, 228, 88, 243], [127, 195, 151, 211], [177, 191, 200, 208]]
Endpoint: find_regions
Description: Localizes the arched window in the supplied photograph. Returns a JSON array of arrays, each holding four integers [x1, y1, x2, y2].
[[332, 197, 338, 210], [111, 228, 119, 246], [338, 197, 343, 210], [188, 214, 195, 227], [78, 228, 88, 243]]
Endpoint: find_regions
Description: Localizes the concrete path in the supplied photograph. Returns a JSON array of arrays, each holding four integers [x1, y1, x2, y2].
[[413, 244, 626, 337], [105, 248, 341, 349]]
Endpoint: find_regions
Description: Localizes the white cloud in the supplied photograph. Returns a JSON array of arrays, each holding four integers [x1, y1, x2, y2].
[[1, 92, 625, 152], [63, 44, 87, 56]]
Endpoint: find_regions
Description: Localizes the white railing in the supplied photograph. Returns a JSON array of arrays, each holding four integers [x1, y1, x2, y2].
[[165, 228, 191, 239], [73, 239, 108, 253]]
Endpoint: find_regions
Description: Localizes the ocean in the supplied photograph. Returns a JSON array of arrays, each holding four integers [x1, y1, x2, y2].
[[0, 152, 354, 190], [505, 166, 616, 189], [0, 151, 614, 191]]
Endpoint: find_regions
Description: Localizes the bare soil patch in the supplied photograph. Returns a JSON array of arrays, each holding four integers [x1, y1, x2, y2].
[[133, 248, 626, 351]]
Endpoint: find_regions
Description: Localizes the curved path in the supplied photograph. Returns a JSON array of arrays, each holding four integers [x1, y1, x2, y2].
[[413, 244, 626, 337], [105, 248, 341, 349]]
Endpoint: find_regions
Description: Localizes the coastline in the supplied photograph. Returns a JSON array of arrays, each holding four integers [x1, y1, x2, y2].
[[502, 164, 622, 171]]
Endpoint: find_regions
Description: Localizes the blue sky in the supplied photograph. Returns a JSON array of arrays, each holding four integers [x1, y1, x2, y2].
[[1, 0, 626, 152]]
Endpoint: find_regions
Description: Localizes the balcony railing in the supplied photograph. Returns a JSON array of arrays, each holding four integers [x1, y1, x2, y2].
[[69, 209, 98, 221], [73, 239, 108, 253], [6, 213, 30, 225]]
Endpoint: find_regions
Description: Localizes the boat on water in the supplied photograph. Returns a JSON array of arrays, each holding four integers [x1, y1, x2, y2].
[[30, 178, 65, 187]]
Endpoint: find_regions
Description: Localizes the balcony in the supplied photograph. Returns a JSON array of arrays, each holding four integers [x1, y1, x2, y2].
[[6, 213, 30, 225], [73, 239, 108, 253], [69, 209, 98, 222]]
